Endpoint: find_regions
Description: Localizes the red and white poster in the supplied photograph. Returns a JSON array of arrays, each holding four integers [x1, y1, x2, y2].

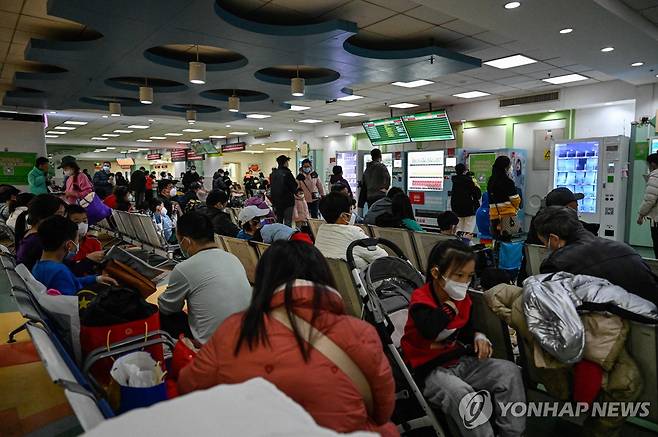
[[406, 150, 445, 192]]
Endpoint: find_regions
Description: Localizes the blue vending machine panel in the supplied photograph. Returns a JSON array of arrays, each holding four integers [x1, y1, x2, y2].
[[553, 141, 599, 214]]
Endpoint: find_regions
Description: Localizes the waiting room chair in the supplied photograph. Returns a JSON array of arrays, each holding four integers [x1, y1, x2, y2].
[[307, 218, 325, 239], [222, 236, 259, 284], [369, 226, 421, 271], [643, 257, 658, 275], [410, 232, 454, 272], [469, 290, 514, 361], [252, 241, 270, 258], [325, 257, 362, 317], [525, 244, 549, 277]]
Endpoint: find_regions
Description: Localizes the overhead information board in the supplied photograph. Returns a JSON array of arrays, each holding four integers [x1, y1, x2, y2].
[[362, 117, 410, 146], [402, 110, 455, 142], [407, 150, 445, 192]]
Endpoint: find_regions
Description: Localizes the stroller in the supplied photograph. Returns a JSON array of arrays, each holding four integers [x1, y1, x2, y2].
[[346, 238, 448, 437]]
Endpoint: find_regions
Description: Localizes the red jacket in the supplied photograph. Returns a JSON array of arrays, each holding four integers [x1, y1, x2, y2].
[[103, 194, 117, 209], [178, 280, 398, 436], [72, 236, 101, 262]]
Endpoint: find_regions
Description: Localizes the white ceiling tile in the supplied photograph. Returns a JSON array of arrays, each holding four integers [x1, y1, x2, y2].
[[364, 14, 434, 37], [321, 0, 397, 28], [495, 75, 535, 85], [510, 61, 555, 74], [443, 37, 492, 52], [461, 65, 518, 81], [364, 0, 419, 13], [465, 47, 516, 62], [475, 83, 520, 94], [424, 26, 465, 44], [622, 0, 658, 10], [441, 19, 487, 37], [579, 70, 616, 81], [513, 80, 547, 90], [542, 57, 576, 68], [403, 5, 454, 25], [641, 5, 658, 21], [271, 0, 351, 16], [436, 74, 485, 86], [526, 68, 572, 80], [564, 64, 593, 73]]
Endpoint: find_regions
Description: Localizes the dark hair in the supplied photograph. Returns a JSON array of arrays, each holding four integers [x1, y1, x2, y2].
[[331, 183, 349, 193], [437, 211, 459, 231], [206, 189, 229, 207], [148, 197, 163, 212], [160, 171, 167, 178], [38, 215, 77, 251], [455, 163, 466, 175], [0, 185, 19, 203], [647, 153, 658, 166], [235, 241, 336, 361], [113, 186, 131, 211], [189, 182, 202, 191], [36, 157, 49, 167], [425, 239, 476, 282], [533, 206, 582, 241], [491, 156, 511, 179], [158, 179, 173, 193], [103, 161, 111, 166], [15, 194, 65, 245], [386, 186, 404, 199], [301, 158, 312, 166], [139, 166, 146, 171], [9, 193, 35, 214], [371, 148, 382, 160], [391, 193, 414, 220], [177, 211, 214, 243], [332, 165, 343, 176], [319, 191, 350, 224], [66, 204, 87, 216]]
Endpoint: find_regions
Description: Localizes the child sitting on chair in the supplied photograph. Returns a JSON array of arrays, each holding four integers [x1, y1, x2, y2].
[[67, 204, 104, 267], [401, 239, 526, 437], [32, 215, 117, 296]]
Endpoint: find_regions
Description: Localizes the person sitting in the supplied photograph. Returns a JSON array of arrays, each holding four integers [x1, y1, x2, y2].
[[401, 240, 525, 437], [437, 211, 459, 235], [198, 190, 239, 237], [158, 212, 251, 343], [315, 192, 387, 269], [534, 206, 658, 305], [149, 198, 176, 243], [236, 205, 269, 241], [178, 240, 397, 436], [93, 161, 114, 199], [329, 165, 353, 198], [0, 185, 20, 222], [6, 192, 35, 231], [157, 179, 177, 219], [15, 194, 66, 270], [364, 187, 404, 225], [66, 204, 104, 274], [375, 193, 424, 232], [32, 216, 117, 295], [293, 187, 310, 227], [103, 185, 132, 211], [179, 182, 203, 212]]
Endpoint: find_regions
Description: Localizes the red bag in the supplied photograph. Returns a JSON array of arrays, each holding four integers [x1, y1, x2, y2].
[[80, 311, 164, 387], [170, 335, 198, 381]]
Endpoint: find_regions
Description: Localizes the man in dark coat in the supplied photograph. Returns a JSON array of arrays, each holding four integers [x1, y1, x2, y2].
[[269, 155, 297, 226]]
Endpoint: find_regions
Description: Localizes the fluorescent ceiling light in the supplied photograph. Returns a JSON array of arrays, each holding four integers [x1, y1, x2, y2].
[[287, 129, 293, 132], [164, 132, 182, 136], [560, 28, 573, 34], [149, 136, 167, 140], [337, 95, 363, 101], [64, 120, 88, 125], [258, 127, 264, 130], [127, 124, 150, 129], [114, 129, 133, 133], [136, 139, 152, 142], [54, 126, 76, 130], [241, 151, 264, 154], [453, 91, 491, 98], [548, 109, 556, 112], [297, 119, 322, 124], [49, 111, 56, 114], [102, 133, 119, 137], [631, 62, 644, 67], [148, 119, 154, 122], [137, 148, 150, 151], [176, 141, 191, 144], [45, 135, 59, 138], [389, 103, 418, 109], [289, 105, 310, 111], [246, 114, 271, 119], [600, 47, 614, 52], [338, 112, 366, 117], [192, 138, 203, 141], [182, 128, 202, 132], [391, 79, 434, 88], [225, 124, 231, 128], [106, 147, 116, 150], [542, 73, 588, 84], [209, 135, 226, 139], [266, 147, 291, 151], [504, 1, 521, 9], [91, 137, 109, 140], [46, 131, 63, 135], [102, 115, 109, 118], [484, 54, 537, 69], [229, 131, 248, 135]]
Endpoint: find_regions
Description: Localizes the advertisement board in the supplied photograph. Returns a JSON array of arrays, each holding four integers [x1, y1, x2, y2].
[[0, 152, 36, 184], [406, 150, 445, 191], [468, 153, 497, 193], [222, 142, 246, 153]]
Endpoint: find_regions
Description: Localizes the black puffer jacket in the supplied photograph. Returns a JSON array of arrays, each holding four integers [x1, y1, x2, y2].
[[198, 206, 239, 237], [450, 174, 481, 217], [270, 166, 297, 209]]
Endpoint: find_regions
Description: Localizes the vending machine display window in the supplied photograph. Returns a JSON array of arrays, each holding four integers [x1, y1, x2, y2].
[[554, 141, 599, 213], [336, 151, 359, 194]]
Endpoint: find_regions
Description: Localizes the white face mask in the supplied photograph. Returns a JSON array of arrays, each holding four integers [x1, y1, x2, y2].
[[169, 187, 177, 197], [64, 169, 72, 177], [442, 276, 469, 301], [160, 207, 168, 216], [348, 212, 356, 226], [77, 222, 88, 238]]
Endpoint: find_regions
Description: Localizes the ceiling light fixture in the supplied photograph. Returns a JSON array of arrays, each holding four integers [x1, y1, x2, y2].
[[559, 28, 573, 34], [53, 126, 76, 130], [229, 131, 248, 135], [452, 91, 491, 98], [164, 132, 182, 136], [389, 102, 419, 109], [600, 47, 614, 52], [338, 112, 366, 117], [182, 128, 202, 132], [136, 139, 152, 142], [228, 92, 240, 113], [45, 135, 59, 138], [542, 73, 588, 84], [102, 115, 109, 118], [297, 119, 322, 124], [631, 62, 644, 67], [258, 127, 263, 130], [225, 124, 231, 128], [139, 78, 153, 104], [128, 125, 150, 129], [391, 79, 434, 88], [191, 138, 204, 141], [91, 137, 109, 141], [106, 147, 116, 150], [186, 109, 197, 124], [504, 1, 521, 9], [548, 109, 556, 112], [337, 95, 363, 101], [189, 45, 206, 84], [49, 111, 56, 114], [289, 105, 310, 111], [114, 129, 133, 133], [64, 120, 88, 125], [287, 129, 293, 132], [149, 136, 167, 140], [46, 131, 63, 135], [266, 147, 292, 151], [291, 65, 305, 97], [484, 54, 537, 69], [176, 141, 191, 144], [109, 102, 121, 116], [209, 135, 226, 139], [102, 133, 120, 137], [246, 114, 271, 119]]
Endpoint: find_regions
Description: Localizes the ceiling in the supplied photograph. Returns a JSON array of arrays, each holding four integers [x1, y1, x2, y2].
[[0, 0, 656, 151]]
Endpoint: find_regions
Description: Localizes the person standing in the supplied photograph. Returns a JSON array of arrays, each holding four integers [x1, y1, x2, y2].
[[182, 166, 200, 192], [59, 156, 93, 205], [297, 158, 324, 219], [130, 166, 147, 206], [92, 161, 113, 199], [358, 148, 391, 213], [487, 156, 521, 240], [638, 153, 658, 258], [451, 164, 481, 233], [28, 157, 49, 195], [270, 155, 298, 226]]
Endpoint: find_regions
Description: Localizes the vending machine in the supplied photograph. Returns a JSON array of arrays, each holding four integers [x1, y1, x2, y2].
[[335, 151, 361, 195], [549, 136, 629, 241]]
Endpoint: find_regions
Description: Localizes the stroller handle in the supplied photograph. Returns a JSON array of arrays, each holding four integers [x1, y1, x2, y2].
[[346, 238, 407, 270]]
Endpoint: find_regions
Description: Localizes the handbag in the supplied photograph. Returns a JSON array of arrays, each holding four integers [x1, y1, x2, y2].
[[104, 259, 156, 299], [270, 307, 374, 416], [80, 191, 112, 225]]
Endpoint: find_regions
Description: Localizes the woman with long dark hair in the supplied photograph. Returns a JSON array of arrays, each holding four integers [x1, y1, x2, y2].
[[487, 156, 521, 240], [178, 240, 397, 436], [15, 194, 66, 270], [375, 192, 424, 232]]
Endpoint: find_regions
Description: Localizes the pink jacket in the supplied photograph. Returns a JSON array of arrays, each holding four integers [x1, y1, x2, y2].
[[178, 280, 398, 437], [293, 194, 310, 222], [65, 172, 93, 204], [297, 173, 325, 203]]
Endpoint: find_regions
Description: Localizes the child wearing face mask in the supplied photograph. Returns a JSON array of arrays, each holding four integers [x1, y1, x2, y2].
[[67, 205, 104, 268], [149, 198, 176, 243], [401, 240, 525, 437], [292, 187, 310, 227], [32, 215, 117, 296]]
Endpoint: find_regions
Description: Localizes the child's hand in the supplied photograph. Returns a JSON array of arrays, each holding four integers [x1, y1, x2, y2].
[[86, 250, 105, 263], [96, 275, 118, 287], [474, 337, 492, 360]]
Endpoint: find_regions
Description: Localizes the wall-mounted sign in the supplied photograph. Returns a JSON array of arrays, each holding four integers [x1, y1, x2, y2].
[[147, 153, 162, 160], [186, 150, 204, 161], [221, 142, 246, 153], [406, 150, 445, 192], [409, 191, 425, 205], [0, 152, 35, 184], [171, 149, 187, 162]]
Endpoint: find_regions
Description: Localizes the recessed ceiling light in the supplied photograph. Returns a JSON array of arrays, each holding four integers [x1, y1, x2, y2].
[[46, 131, 63, 135], [258, 127, 263, 130], [225, 124, 231, 128], [600, 47, 614, 52], [241, 150, 264, 154], [102, 133, 120, 137], [49, 111, 56, 114], [176, 141, 191, 144], [246, 114, 271, 119], [453, 91, 491, 98], [631, 62, 644, 67], [102, 115, 109, 118], [288, 105, 310, 111], [91, 137, 109, 140], [229, 131, 248, 135], [209, 135, 226, 139], [54, 126, 76, 130], [64, 120, 88, 125], [337, 95, 363, 101], [182, 128, 202, 132], [298, 119, 323, 124], [323, 135, 328, 138], [484, 54, 537, 69], [338, 112, 366, 117], [127, 124, 150, 129], [542, 73, 588, 84], [114, 129, 133, 133], [389, 102, 419, 109], [504, 1, 521, 9], [45, 135, 59, 138], [548, 109, 556, 112], [191, 138, 204, 141], [148, 119, 154, 122], [149, 136, 167, 140], [164, 132, 182, 136], [136, 139, 152, 142], [287, 129, 293, 132], [391, 80, 434, 88], [106, 147, 116, 150], [266, 147, 292, 151], [344, 133, 349, 136], [559, 28, 573, 34]]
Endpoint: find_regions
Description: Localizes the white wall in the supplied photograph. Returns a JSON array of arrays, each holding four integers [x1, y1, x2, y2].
[[0, 118, 47, 190], [463, 125, 506, 149], [574, 102, 635, 138]]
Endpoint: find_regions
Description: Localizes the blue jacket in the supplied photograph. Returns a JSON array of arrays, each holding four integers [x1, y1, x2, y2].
[[32, 260, 96, 295], [28, 167, 48, 194]]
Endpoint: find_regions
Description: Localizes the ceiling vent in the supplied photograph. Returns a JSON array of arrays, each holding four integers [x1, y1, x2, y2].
[[254, 133, 271, 139], [500, 91, 559, 107]]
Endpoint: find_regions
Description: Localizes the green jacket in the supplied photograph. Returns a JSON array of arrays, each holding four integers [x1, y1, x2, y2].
[[28, 166, 47, 194]]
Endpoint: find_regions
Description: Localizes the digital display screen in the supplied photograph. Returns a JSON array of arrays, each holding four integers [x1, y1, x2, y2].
[[651, 138, 658, 154], [402, 110, 455, 142], [554, 141, 599, 214], [362, 117, 410, 146], [407, 150, 445, 192]]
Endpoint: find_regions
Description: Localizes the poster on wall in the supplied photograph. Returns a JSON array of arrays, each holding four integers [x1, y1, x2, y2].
[[467, 153, 496, 193], [533, 128, 564, 171], [406, 150, 445, 191], [0, 152, 36, 184]]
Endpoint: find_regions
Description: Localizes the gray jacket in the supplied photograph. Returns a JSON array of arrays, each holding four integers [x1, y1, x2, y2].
[[364, 196, 392, 225], [359, 161, 391, 207]]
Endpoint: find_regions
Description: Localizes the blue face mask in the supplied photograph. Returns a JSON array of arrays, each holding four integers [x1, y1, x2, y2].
[[303, 167, 312, 174]]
